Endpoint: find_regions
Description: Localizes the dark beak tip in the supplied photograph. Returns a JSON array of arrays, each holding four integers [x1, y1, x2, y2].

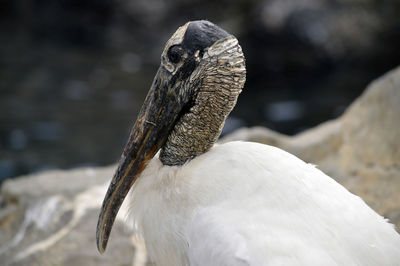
[[98, 246, 105, 255], [96, 222, 107, 254], [96, 237, 107, 254]]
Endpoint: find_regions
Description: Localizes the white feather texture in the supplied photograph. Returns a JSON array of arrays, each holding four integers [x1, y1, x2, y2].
[[129, 141, 400, 266]]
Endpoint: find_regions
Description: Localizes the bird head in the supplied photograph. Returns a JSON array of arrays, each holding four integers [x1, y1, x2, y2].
[[96, 20, 246, 254]]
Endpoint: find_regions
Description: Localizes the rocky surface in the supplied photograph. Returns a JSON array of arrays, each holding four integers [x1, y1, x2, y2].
[[1, 66, 400, 264], [0, 167, 145, 266]]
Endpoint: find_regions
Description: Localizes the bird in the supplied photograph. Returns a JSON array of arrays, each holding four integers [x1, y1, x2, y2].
[[96, 20, 400, 266]]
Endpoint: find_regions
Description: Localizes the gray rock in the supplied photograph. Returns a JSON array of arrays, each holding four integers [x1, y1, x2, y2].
[[1, 66, 400, 265], [0, 167, 145, 266]]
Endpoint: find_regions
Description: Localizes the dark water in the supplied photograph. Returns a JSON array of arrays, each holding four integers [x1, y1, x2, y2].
[[1, 0, 399, 181]]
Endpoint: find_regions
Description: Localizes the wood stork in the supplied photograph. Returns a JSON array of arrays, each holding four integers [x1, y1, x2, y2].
[[96, 20, 400, 265]]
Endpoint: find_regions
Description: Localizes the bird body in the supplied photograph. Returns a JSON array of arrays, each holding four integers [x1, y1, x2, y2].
[[131, 141, 400, 266], [96, 20, 400, 265]]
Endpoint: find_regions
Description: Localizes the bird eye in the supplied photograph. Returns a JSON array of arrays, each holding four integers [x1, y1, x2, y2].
[[167, 45, 183, 64]]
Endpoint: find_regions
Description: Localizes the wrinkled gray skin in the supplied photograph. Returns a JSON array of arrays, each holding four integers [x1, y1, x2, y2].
[[160, 29, 246, 165], [96, 20, 246, 254]]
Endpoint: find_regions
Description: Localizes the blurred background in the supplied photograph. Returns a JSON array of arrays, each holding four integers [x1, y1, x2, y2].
[[1, 0, 400, 181]]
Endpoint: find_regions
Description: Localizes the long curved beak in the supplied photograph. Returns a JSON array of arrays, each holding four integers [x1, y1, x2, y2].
[[96, 68, 184, 253]]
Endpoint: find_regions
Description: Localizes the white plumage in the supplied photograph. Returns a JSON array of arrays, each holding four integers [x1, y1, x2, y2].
[[96, 20, 400, 265], [130, 141, 400, 266]]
